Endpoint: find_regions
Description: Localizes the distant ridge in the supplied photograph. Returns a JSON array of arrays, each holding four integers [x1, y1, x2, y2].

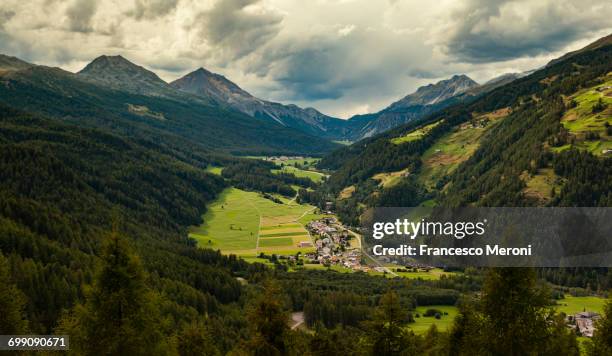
[[171, 67, 348, 138]]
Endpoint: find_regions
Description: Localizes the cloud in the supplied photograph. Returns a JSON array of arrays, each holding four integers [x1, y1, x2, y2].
[[0, 0, 610, 118], [243, 24, 436, 105], [66, 0, 98, 33], [197, 0, 283, 61], [127, 0, 179, 20], [440, 0, 612, 63]]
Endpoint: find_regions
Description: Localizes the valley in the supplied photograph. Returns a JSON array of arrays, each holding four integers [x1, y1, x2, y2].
[[0, 27, 611, 355]]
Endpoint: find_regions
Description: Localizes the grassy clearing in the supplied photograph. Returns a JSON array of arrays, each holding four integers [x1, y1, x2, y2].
[[190, 187, 318, 256], [338, 185, 355, 199], [554, 295, 607, 315], [417, 109, 509, 189], [391, 268, 456, 280], [205, 165, 223, 175], [391, 121, 442, 144], [408, 305, 458, 334], [521, 168, 564, 203], [189, 188, 259, 251], [558, 76, 612, 156], [372, 169, 409, 188], [272, 165, 326, 183]]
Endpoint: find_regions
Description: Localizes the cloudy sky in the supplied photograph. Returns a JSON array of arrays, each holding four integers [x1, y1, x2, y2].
[[1, 0, 611, 118]]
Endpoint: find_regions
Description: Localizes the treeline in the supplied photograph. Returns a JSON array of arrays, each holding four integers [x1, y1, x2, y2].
[[222, 160, 317, 197]]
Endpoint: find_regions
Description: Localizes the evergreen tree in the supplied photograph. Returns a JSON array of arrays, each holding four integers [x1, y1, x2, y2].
[[362, 290, 419, 356], [57, 229, 171, 355], [176, 320, 220, 356], [481, 268, 550, 355], [587, 298, 612, 355], [0, 252, 28, 333], [243, 280, 289, 356], [446, 300, 486, 356]]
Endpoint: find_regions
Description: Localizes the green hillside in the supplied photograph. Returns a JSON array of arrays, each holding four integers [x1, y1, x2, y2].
[[313, 41, 612, 225], [0, 59, 338, 156]]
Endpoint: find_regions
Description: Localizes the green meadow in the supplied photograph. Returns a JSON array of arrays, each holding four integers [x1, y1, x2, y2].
[[189, 187, 318, 256], [408, 305, 458, 334], [391, 121, 442, 145], [554, 295, 607, 315], [557, 77, 612, 156]]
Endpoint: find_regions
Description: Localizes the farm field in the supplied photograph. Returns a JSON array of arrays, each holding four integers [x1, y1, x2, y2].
[[272, 165, 326, 183], [554, 295, 607, 315], [189, 187, 318, 256], [391, 268, 457, 280], [249, 156, 327, 183], [408, 305, 458, 334]]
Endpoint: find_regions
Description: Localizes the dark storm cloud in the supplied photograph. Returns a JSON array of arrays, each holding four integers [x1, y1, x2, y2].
[[65, 0, 98, 33], [444, 0, 612, 63], [198, 0, 283, 60], [128, 0, 179, 20], [246, 28, 434, 103]]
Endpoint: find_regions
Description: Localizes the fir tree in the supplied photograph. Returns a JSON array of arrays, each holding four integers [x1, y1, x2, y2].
[[362, 290, 419, 355], [481, 268, 550, 355], [0, 252, 28, 333], [57, 228, 171, 355], [243, 280, 289, 356]]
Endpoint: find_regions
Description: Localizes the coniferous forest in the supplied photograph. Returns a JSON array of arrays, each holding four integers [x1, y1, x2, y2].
[[0, 7, 611, 355]]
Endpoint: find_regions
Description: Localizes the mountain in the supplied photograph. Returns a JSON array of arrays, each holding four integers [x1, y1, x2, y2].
[[547, 33, 612, 66], [387, 74, 478, 109], [316, 34, 612, 225], [0, 54, 33, 73], [0, 54, 338, 155], [170, 67, 349, 138], [342, 75, 479, 140]]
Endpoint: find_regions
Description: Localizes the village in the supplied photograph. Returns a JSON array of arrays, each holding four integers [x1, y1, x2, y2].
[[303, 216, 387, 274]]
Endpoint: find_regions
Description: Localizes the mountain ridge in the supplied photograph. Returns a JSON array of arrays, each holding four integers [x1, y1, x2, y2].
[[170, 67, 348, 137]]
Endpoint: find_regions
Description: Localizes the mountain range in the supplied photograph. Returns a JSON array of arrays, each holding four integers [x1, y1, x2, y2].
[[0, 52, 528, 149]]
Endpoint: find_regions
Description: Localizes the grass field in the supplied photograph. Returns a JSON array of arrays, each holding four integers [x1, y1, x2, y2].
[[408, 305, 458, 334], [391, 268, 456, 280], [417, 109, 509, 189], [554, 295, 607, 315], [272, 165, 326, 183], [558, 76, 612, 156], [391, 121, 442, 144], [189, 188, 318, 256], [205, 165, 223, 175]]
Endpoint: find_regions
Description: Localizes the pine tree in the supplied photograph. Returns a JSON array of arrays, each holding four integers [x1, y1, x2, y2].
[[0, 252, 28, 333], [243, 280, 289, 356], [57, 229, 171, 355], [176, 320, 220, 356], [481, 268, 551, 355], [362, 290, 419, 356], [586, 298, 612, 355]]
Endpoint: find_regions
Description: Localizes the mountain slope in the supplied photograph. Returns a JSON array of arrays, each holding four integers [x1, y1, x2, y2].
[[0, 55, 338, 155], [315, 34, 612, 224], [342, 75, 479, 140], [170, 67, 349, 138]]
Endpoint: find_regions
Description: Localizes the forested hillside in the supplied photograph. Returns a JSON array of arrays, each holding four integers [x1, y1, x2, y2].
[[313, 38, 612, 225], [0, 55, 338, 156]]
